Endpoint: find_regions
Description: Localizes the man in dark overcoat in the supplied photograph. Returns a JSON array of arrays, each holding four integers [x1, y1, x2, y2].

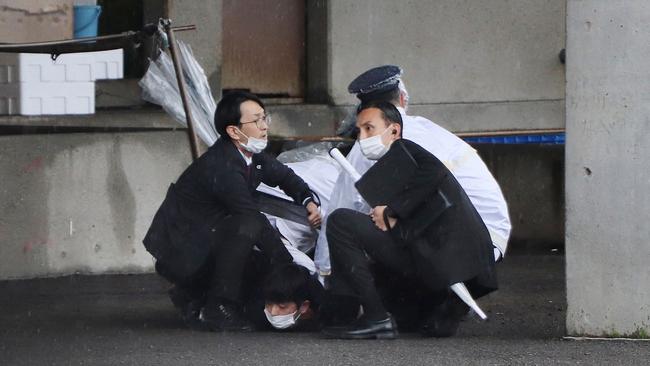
[[143, 91, 321, 331], [323, 101, 497, 339]]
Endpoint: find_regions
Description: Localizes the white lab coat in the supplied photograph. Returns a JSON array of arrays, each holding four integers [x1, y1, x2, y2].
[[313, 108, 511, 274]]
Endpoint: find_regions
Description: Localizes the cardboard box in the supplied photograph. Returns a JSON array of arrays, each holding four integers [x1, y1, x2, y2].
[[0, 0, 74, 43]]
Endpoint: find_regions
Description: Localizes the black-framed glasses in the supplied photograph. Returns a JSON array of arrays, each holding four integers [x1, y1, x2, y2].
[[240, 114, 272, 129]]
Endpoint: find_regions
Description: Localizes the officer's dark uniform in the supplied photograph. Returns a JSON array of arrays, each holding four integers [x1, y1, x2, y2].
[[143, 137, 315, 311], [326, 139, 497, 330]]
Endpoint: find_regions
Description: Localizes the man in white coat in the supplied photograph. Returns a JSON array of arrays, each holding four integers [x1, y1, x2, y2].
[[314, 65, 511, 276]]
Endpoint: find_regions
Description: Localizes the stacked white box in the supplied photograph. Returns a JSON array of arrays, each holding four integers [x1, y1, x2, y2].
[[0, 82, 95, 115], [0, 49, 123, 115]]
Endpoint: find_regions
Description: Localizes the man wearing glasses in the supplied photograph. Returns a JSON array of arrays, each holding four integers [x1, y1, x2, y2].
[[143, 91, 322, 332]]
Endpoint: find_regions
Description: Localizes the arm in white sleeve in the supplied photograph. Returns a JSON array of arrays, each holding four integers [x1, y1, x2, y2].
[[283, 237, 317, 275]]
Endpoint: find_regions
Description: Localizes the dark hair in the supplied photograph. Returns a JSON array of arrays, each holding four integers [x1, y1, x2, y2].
[[214, 91, 265, 138], [356, 100, 403, 135], [358, 86, 401, 104], [263, 263, 312, 305]]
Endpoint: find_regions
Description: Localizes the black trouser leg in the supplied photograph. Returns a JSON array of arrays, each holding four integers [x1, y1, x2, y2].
[[240, 250, 275, 329], [207, 214, 265, 304], [327, 208, 416, 321], [371, 263, 448, 330], [255, 217, 294, 267], [155, 259, 212, 301], [207, 213, 292, 305]]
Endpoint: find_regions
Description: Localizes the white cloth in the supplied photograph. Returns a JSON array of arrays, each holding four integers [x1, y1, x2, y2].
[[313, 108, 511, 274], [257, 156, 340, 277]]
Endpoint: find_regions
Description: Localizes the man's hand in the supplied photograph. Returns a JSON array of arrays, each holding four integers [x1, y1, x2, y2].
[[370, 205, 397, 232], [306, 201, 322, 228]]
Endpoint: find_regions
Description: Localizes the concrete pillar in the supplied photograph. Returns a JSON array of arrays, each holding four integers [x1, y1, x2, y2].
[[566, 0, 650, 337]]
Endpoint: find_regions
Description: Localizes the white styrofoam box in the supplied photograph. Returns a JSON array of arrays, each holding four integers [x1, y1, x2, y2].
[[0, 49, 123, 83], [87, 49, 124, 80], [0, 81, 95, 115]]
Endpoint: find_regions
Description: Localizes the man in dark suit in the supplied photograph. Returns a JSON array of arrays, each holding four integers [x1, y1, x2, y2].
[[143, 91, 321, 331], [323, 101, 497, 339]]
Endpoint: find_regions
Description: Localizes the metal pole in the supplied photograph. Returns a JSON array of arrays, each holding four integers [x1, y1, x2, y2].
[[0, 26, 196, 53], [163, 19, 201, 161]]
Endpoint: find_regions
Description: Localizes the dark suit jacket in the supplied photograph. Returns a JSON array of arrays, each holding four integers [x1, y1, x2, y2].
[[365, 139, 497, 298], [143, 138, 314, 279]]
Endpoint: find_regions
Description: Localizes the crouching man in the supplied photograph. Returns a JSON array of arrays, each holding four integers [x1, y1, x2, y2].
[[323, 101, 497, 339], [143, 91, 321, 331]]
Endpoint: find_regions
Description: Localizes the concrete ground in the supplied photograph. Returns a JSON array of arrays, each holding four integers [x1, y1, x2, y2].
[[1, 251, 648, 366]]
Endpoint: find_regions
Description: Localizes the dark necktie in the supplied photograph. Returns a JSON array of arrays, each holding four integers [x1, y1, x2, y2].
[[244, 164, 252, 182]]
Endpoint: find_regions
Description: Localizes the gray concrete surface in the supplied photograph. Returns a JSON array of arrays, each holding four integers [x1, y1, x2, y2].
[[328, 0, 566, 104], [266, 104, 344, 138], [326, 0, 566, 133], [0, 131, 191, 279], [410, 100, 565, 133], [565, 0, 650, 336], [0, 109, 178, 129], [2, 253, 648, 366]]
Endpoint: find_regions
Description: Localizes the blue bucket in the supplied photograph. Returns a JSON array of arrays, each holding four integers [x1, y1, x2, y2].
[[73, 5, 102, 38]]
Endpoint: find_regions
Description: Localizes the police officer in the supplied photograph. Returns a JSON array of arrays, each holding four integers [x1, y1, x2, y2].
[[322, 101, 497, 339], [315, 65, 511, 275], [143, 91, 321, 331]]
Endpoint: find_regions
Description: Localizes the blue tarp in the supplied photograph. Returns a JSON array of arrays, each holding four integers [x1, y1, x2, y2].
[[462, 133, 565, 145]]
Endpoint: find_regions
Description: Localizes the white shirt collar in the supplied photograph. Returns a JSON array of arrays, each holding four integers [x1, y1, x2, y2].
[[237, 147, 253, 166], [396, 106, 407, 116]]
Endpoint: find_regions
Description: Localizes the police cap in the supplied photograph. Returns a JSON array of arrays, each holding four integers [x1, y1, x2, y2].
[[347, 65, 403, 100]]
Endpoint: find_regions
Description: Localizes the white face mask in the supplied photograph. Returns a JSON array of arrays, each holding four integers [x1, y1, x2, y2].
[[359, 127, 393, 160], [236, 128, 267, 154], [264, 308, 302, 329]]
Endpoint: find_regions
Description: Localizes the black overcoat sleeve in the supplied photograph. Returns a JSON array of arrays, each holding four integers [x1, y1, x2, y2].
[[386, 141, 448, 219], [210, 167, 261, 216]]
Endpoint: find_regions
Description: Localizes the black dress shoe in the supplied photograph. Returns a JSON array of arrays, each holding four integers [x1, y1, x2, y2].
[[168, 286, 206, 330], [322, 314, 398, 340], [200, 301, 253, 332], [420, 293, 469, 338]]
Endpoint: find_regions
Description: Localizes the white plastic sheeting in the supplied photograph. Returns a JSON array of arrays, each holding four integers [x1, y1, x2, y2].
[[139, 41, 219, 146]]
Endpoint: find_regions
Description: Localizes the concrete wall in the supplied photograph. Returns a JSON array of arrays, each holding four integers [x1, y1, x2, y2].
[[0, 132, 190, 279], [327, 0, 566, 132], [167, 0, 222, 95], [566, 0, 650, 336], [0, 1, 568, 280]]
